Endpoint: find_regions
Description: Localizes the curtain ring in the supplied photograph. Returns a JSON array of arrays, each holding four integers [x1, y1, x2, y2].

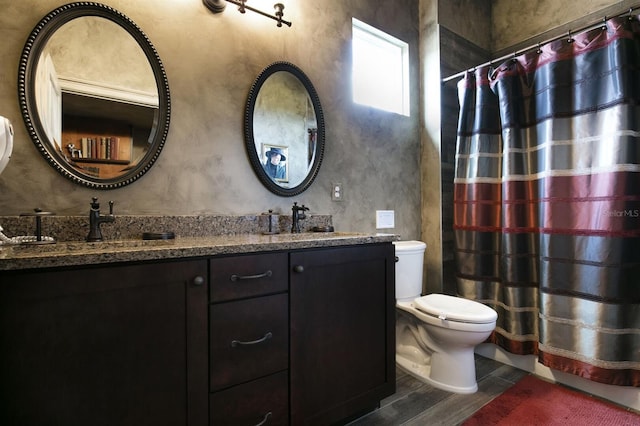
[[536, 43, 542, 54], [566, 30, 574, 43], [489, 61, 496, 80], [629, 8, 634, 21], [601, 16, 607, 31]]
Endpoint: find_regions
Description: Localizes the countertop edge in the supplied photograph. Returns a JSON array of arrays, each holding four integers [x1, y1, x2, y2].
[[0, 233, 400, 271]]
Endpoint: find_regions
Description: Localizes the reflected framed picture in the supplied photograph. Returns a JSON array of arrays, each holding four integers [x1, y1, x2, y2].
[[261, 143, 289, 183]]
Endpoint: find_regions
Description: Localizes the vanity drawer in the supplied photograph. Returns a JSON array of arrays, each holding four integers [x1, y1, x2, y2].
[[210, 293, 288, 391], [210, 252, 288, 302], [210, 370, 288, 426]]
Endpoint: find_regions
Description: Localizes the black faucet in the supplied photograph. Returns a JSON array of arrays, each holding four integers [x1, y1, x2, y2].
[[291, 202, 309, 233], [86, 197, 115, 242]]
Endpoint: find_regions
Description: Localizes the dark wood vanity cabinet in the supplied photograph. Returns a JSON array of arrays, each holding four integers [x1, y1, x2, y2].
[[0, 259, 209, 426], [0, 242, 395, 426], [290, 243, 396, 425], [209, 244, 395, 425]]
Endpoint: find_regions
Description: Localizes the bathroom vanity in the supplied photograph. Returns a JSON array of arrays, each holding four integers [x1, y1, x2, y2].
[[0, 232, 396, 426]]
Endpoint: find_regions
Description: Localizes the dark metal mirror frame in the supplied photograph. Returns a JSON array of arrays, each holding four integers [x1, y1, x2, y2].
[[245, 61, 325, 197], [18, 2, 171, 189]]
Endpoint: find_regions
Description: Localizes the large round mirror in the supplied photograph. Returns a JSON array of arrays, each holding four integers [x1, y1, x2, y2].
[[18, 2, 170, 189], [245, 62, 325, 197]]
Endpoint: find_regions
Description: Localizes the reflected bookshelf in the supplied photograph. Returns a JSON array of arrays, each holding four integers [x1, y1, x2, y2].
[[62, 115, 133, 167], [71, 136, 131, 165]]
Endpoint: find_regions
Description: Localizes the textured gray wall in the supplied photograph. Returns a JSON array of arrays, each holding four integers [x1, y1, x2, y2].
[[492, 0, 623, 52], [438, 0, 492, 51], [0, 0, 421, 240]]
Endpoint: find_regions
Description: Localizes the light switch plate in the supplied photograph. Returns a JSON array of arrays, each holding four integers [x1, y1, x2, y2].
[[376, 210, 395, 229]]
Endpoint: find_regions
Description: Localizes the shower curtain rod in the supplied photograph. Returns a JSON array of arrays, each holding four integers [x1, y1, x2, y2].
[[441, 4, 640, 83]]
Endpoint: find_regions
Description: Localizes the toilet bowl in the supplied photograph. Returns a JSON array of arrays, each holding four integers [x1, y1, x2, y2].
[[393, 241, 497, 394]]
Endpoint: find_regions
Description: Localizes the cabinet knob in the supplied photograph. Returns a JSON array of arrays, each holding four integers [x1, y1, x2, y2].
[[293, 265, 304, 273], [193, 275, 205, 286]]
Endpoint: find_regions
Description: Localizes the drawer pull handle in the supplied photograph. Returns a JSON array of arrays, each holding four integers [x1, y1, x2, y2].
[[230, 270, 273, 281], [255, 412, 272, 426], [231, 332, 273, 347]]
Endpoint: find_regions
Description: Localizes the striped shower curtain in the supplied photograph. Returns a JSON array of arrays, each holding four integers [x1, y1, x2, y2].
[[454, 15, 640, 387]]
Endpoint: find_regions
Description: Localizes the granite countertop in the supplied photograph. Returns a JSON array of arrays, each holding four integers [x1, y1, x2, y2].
[[0, 232, 399, 271]]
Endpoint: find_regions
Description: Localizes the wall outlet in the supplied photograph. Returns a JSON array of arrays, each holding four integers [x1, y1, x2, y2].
[[331, 182, 344, 201], [376, 210, 395, 229]]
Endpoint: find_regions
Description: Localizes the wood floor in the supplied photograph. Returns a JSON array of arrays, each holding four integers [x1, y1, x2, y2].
[[349, 355, 528, 426]]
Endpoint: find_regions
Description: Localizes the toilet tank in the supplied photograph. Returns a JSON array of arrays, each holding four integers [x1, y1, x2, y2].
[[393, 240, 426, 302]]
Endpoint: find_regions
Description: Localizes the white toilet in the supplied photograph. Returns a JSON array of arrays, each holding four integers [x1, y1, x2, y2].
[[394, 240, 497, 394]]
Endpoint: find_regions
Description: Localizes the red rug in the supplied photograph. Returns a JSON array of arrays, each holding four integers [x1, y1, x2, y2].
[[463, 375, 639, 425]]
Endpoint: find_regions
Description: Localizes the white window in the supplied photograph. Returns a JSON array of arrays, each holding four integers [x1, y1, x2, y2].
[[352, 18, 409, 116]]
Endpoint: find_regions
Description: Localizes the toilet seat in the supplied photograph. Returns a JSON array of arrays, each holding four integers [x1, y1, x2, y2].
[[414, 294, 497, 324]]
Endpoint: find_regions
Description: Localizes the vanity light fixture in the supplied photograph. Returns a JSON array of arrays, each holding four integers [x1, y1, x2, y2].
[[203, 0, 292, 27]]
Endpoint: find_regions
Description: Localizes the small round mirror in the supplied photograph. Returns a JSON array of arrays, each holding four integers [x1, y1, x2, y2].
[[18, 2, 170, 189], [245, 62, 325, 196]]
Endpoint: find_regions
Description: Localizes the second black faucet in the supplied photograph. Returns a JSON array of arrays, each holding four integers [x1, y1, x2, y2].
[[86, 197, 115, 242]]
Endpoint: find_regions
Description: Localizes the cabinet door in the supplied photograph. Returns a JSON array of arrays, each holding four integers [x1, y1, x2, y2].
[[290, 243, 396, 425], [0, 260, 208, 426]]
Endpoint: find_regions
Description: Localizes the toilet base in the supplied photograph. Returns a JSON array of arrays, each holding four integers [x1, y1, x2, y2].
[[396, 354, 479, 394]]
